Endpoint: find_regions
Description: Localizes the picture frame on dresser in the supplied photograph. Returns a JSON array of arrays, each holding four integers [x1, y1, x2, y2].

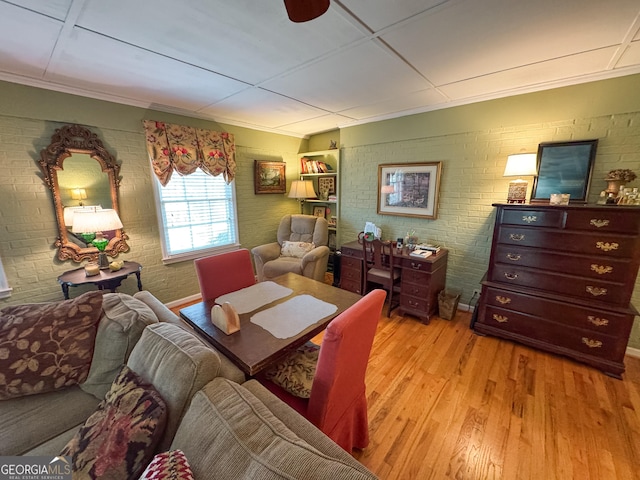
[[530, 139, 598, 203], [254, 160, 286, 194], [377, 162, 442, 219]]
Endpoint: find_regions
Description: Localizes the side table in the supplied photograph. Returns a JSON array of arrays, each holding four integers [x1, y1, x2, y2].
[[57, 261, 143, 299]]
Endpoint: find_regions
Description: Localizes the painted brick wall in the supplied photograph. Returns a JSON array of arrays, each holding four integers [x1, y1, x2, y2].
[[338, 113, 640, 346]]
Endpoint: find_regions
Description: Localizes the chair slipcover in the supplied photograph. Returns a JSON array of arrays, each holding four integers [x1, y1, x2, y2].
[[194, 249, 256, 301]]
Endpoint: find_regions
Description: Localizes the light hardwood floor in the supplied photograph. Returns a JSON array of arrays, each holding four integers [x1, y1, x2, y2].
[[171, 300, 640, 480]]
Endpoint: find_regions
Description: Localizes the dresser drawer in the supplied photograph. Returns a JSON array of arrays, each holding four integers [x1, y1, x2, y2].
[[483, 286, 633, 336], [493, 244, 631, 281], [499, 208, 565, 228], [480, 305, 627, 361], [490, 264, 628, 306], [497, 226, 637, 258], [564, 209, 640, 234]]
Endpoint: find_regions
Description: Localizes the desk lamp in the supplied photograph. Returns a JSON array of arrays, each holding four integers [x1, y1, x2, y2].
[[72, 209, 123, 269], [288, 180, 317, 214], [503, 153, 537, 203]]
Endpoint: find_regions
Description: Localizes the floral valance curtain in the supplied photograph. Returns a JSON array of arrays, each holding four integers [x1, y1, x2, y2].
[[143, 120, 237, 186]]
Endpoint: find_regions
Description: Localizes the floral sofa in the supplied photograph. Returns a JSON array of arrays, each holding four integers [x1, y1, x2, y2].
[[0, 290, 377, 479]]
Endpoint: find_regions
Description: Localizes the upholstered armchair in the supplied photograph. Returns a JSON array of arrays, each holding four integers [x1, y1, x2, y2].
[[251, 214, 330, 282]]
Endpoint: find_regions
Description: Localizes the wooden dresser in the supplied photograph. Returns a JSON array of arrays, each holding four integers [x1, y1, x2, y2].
[[475, 203, 640, 378], [339, 240, 448, 323]]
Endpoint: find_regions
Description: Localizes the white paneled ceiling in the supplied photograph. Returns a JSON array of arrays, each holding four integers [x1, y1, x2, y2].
[[1, 0, 639, 137]]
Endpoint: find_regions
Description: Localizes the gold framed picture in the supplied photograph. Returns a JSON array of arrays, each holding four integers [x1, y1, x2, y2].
[[254, 160, 286, 194]]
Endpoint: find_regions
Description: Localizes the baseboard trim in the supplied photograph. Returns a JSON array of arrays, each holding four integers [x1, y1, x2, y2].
[[626, 346, 640, 359]]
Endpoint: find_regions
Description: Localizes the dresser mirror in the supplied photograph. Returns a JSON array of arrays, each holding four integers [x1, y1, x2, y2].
[[39, 124, 129, 263]]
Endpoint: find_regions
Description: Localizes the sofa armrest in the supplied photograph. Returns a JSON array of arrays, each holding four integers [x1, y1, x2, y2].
[[133, 291, 245, 384], [133, 291, 184, 325]]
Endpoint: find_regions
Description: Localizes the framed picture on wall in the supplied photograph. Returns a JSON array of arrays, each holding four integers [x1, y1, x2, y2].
[[254, 160, 286, 194], [530, 140, 598, 203], [377, 162, 442, 219]]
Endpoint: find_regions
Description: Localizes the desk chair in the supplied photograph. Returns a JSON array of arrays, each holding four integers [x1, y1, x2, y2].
[[259, 289, 386, 451], [194, 249, 256, 301], [362, 239, 401, 317]]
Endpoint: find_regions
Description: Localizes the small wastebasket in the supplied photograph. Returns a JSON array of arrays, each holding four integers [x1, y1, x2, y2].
[[438, 288, 461, 320]]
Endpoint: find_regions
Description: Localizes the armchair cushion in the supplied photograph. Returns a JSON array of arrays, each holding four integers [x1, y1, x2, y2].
[[0, 291, 103, 400], [281, 241, 316, 258]]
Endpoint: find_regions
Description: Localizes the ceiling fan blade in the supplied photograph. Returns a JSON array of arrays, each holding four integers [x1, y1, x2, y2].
[[284, 0, 330, 23]]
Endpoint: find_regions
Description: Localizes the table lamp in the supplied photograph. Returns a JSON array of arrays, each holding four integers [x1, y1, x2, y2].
[[288, 180, 317, 213], [503, 153, 537, 203], [72, 209, 123, 269]]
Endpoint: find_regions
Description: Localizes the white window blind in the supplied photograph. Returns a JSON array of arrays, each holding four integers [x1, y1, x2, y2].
[[153, 169, 239, 263]]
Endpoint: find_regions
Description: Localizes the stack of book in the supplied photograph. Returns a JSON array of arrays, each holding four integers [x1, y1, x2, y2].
[[409, 249, 432, 259], [416, 244, 441, 253]]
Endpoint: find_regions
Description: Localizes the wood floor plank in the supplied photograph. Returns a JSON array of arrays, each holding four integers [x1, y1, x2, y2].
[[170, 300, 640, 480]]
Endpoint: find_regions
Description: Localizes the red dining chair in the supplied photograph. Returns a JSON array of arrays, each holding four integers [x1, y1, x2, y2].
[[194, 249, 256, 301], [259, 289, 386, 451]]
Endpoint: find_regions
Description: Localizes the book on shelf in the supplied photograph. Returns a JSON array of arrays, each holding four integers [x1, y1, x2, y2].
[[409, 249, 432, 259]]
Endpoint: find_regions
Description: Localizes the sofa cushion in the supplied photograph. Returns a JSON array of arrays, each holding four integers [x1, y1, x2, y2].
[[264, 341, 319, 398], [170, 378, 375, 479], [127, 323, 222, 452], [0, 291, 103, 400], [281, 241, 315, 258], [139, 450, 194, 480], [61, 365, 167, 480], [0, 385, 101, 455], [81, 293, 159, 400]]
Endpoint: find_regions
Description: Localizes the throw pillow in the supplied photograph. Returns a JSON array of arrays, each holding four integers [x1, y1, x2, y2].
[[61, 365, 167, 480], [139, 450, 194, 480], [0, 291, 104, 400], [263, 341, 319, 398], [280, 241, 315, 259]]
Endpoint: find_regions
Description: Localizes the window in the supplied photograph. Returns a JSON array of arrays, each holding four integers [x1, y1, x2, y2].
[[0, 256, 11, 298], [153, 169, 239, 263]]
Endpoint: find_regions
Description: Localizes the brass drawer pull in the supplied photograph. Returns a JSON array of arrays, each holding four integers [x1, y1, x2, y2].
[[504, 273, 518, 280], [581, 337, 603, 348], [522, 215, 537, 223], [596, 241, 618, 252], [495, 296, 511, 305], [492, 314, 508, 323], [408, 300, 419, 307], [587, 316, 609, 327], [586, 286, 607, 297], [590, 264, 613, 275], [506, 253, 521, 261], [410, 262, 423, 270], [590, 219, 610, 228], [509, 233, 525, 241]]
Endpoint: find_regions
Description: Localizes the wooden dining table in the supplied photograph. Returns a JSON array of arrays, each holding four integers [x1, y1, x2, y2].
[[179, 272, 362, 376]]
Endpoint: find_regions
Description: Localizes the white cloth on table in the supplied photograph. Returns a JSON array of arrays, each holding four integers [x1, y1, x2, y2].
[[250, 294, 338, 339], [215, 281, 293, 314]]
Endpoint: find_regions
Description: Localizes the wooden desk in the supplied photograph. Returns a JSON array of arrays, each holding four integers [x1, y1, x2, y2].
[[179, 273, 362, 376], [57, 261, 142, 299], [339, 240, 448, 323]]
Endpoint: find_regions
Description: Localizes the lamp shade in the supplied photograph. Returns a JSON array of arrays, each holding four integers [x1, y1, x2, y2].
[[504, 153, 538, 177], [63, 205, 103, 227], [288, 180, 317, 199], [72, 208, 123, 234]]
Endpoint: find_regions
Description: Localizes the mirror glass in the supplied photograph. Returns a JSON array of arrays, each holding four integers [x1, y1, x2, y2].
[[39, 124, 129, 263]]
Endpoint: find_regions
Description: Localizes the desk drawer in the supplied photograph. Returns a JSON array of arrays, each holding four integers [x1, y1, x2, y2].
[[340, 278, 362, 295], [340, 255, 362, 271]]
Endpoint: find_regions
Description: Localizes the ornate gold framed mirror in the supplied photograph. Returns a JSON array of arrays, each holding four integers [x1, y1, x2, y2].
[[39, 124, 129, 263]]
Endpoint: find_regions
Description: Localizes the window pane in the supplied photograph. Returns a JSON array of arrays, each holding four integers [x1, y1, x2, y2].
[[155, 170, 238, 260]]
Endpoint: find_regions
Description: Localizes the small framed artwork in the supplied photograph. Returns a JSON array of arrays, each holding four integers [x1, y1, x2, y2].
[[318, 176, 336, 195], [313, 206, 326, 218], [254, 160, 286, 194], [377, 162, 442, 219], [530, 140, 598, 203]]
